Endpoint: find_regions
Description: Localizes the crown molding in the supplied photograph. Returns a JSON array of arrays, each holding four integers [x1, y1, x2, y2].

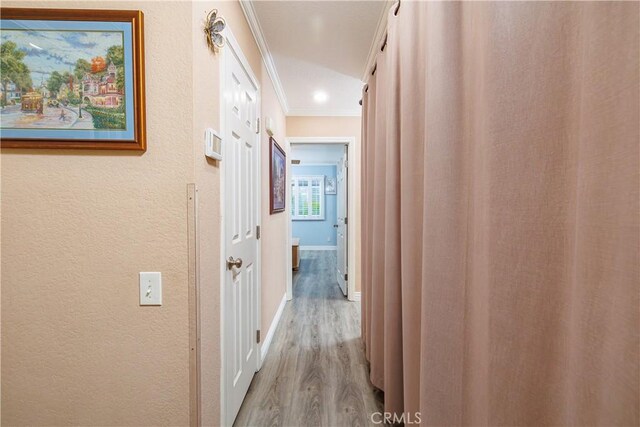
[[287, 108, 362, 117], [239, 0, 290, 114], [361, 0, 394, 82]]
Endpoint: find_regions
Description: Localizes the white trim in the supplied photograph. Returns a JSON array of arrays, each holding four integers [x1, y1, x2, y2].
[[292, 162, 340, 167], [289, 137, 354, 144], [239, 0, 289, 114], [286, 137, 358, 302], [286, 140, 293, 302], [352, 292, 361, 302], [260, 293, 287, 363], [300, 245, 337, 251], [220, 26, 262, 427], [218, 34, 228, 427], [287, 108, 362, 117], [362, 0, 395, 82]]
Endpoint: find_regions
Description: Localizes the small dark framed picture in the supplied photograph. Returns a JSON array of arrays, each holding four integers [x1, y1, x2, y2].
[[0, 8, 146, 150], [269, 137, 286, 214]]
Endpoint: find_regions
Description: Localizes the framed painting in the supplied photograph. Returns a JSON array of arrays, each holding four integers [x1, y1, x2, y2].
[[0, 8, 146, 150], [270, 137, 286, 214]]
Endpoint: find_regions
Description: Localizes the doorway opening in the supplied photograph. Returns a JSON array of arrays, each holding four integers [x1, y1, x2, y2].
[[286, 137, 357, 301]]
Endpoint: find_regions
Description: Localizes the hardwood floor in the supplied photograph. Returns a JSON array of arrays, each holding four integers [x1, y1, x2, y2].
[[234, 250, 384, 427]]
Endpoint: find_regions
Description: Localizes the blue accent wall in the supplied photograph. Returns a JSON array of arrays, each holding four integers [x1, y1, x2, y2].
[[292, 165, 337, 247]]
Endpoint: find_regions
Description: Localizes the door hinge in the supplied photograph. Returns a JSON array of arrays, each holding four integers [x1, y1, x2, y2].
[[344, 217, 348, 225], [344, 273, 348, 281], [344, 160, 348, 168], [256, 225, 261, 240], [256, 330, 261, 343], [256, 117, 260, 134]]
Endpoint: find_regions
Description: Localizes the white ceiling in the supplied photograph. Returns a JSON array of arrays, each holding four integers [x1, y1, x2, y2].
[[246, 0, 389, 116], [291, 143, 345, 163]]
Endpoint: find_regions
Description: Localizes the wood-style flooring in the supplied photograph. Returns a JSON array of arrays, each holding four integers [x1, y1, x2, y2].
[[234, 250, 384, 427]]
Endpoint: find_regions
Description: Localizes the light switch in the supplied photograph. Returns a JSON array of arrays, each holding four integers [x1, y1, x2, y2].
[[139, 272, 162, 306]]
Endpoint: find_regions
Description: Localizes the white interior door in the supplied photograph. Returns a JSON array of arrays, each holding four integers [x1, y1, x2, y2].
[[223, 34, 260, 426], [336, 146, 348, 296]]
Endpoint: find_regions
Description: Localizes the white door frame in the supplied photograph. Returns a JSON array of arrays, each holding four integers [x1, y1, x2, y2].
[[219, 27, 262, 427], [286, 137, 357, 302]]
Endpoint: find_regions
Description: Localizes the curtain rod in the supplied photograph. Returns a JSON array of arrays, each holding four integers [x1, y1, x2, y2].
[[359, 0, 401, 106]]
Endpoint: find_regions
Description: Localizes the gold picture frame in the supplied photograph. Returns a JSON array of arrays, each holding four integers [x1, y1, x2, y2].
[[0, 8, 146, 150]]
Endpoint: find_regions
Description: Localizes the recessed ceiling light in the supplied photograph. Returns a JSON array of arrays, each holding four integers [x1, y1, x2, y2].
[[313, 91, 328, 103]]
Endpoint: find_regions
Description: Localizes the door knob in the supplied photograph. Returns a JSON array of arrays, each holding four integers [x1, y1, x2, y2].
[[227, 256, 243, 270], [333, 224, 339, 228]]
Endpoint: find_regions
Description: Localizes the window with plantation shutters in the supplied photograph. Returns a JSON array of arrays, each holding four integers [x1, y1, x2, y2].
[[291, 175, 325, 220]]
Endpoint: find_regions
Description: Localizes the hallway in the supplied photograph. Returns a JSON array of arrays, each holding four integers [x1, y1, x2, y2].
[[234, 251, 383, 426], [1, 2, 637, 426]]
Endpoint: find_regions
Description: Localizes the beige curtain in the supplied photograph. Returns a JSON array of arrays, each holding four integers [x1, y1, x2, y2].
[[361, 2, 639, 425]]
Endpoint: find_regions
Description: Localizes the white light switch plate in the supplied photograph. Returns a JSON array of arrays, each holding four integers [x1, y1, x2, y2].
[[139, 272, 162, 306]]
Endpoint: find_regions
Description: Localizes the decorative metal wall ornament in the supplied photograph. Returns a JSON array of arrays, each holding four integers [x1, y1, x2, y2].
[[204, 9, 225, 53]]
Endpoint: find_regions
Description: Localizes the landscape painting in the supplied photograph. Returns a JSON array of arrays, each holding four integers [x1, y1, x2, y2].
[[0, 9, 145, 150], [270, 137, 286, 214], [2, 30, 126, 129]]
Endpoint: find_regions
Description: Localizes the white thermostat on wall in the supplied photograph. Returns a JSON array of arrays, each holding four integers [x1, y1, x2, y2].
[[265, 117, 275, 137], [205, 128, 222, 160]]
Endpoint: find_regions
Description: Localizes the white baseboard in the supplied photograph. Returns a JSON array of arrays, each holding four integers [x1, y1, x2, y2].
[[350, 291, 361, 302], [299, 245, 337, 251], [260, 293, 287, 363]]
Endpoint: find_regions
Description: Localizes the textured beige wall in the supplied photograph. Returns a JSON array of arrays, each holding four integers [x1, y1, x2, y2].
[[1, 1, 290, 424], [259, 62, 288, 335], [192, 3, 223, 424], [286, 116, 362, 292], [1, 1, 194, 425]]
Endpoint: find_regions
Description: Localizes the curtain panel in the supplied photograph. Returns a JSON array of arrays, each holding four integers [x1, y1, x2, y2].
[[361, 2, 639, 425]]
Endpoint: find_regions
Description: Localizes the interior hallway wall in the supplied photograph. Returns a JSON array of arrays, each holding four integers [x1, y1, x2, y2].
[[286, 116, 361, 291], [258, 62, 289, 340], [1, 1, 288, 425], [1, 2, 195, 425]]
